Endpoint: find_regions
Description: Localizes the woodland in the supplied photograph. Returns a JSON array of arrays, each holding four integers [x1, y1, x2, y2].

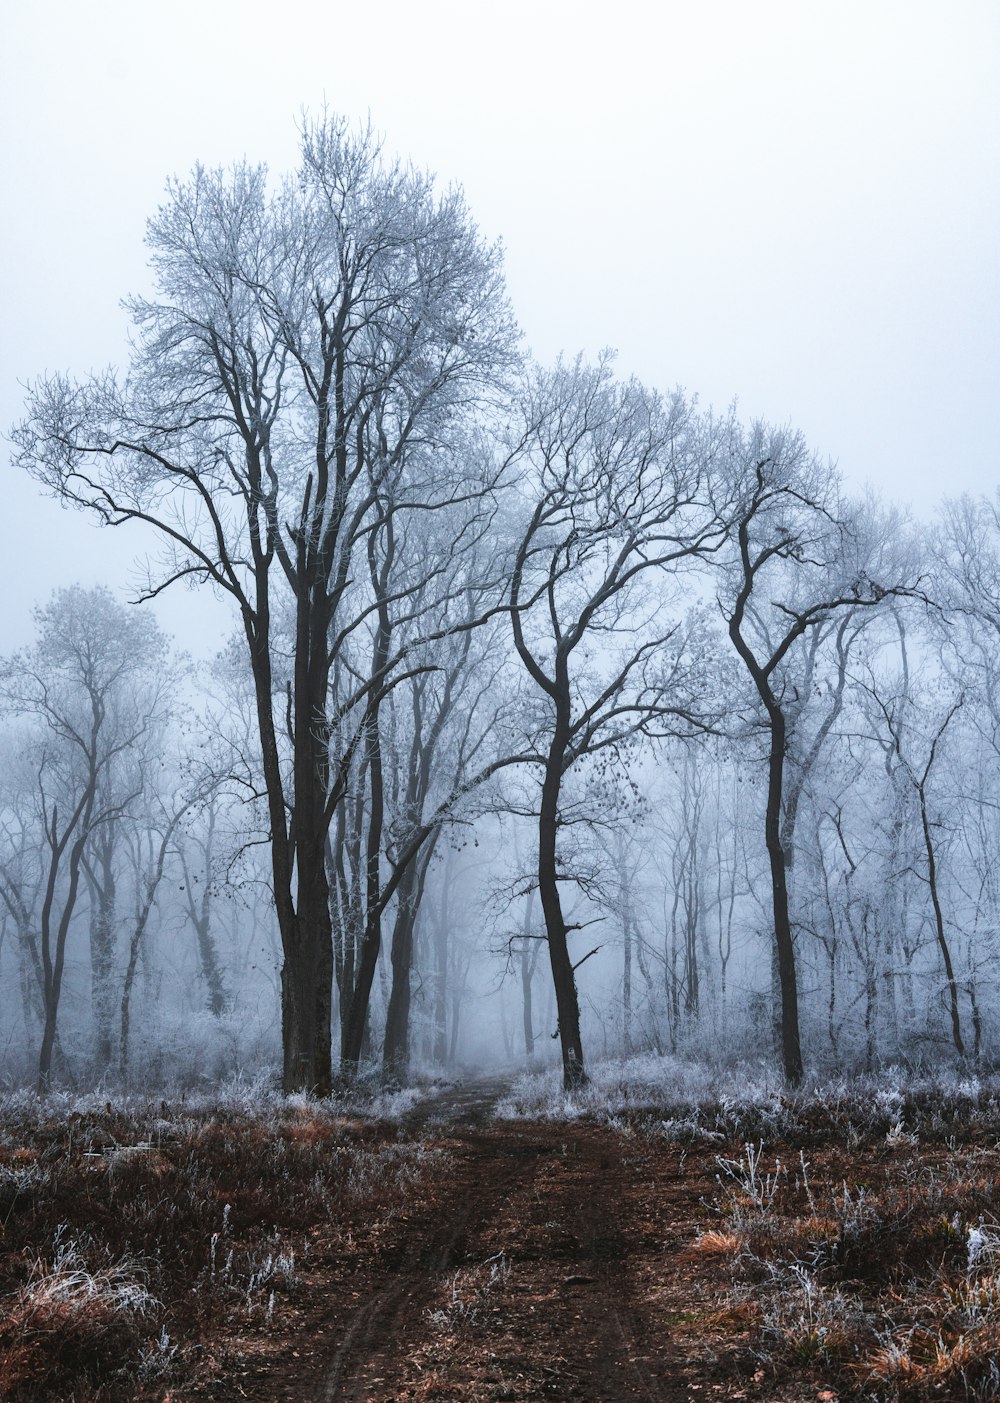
[[5, 112, 1000, 1103]]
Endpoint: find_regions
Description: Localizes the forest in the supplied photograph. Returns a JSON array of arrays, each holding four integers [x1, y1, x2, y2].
[[5, 110, 1000, 1402], [4, 113, 999, 1102]]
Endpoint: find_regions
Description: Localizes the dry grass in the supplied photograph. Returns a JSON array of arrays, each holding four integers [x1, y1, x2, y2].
[[427, 1251, 512, 1335], [697, 1120, 1000, 1399], [4, 1071, 1000, 1399], [685, 1229, 744, 1257], [0, 1234, 157, 1397], [0, 1096, 445, 1399]]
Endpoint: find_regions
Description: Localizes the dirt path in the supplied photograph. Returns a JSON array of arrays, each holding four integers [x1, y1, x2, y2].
[[221, 1084, 767, 1402]]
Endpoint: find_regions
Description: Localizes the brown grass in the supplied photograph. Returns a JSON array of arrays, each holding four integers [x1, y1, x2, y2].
[[700, 1128, 1000, 1399], [0, 1099, 445, 1399], [685, 1229, 744, 1257]]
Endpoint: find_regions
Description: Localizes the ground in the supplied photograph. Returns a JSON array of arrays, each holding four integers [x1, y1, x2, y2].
[[1, 1072, 999, 1400], [242, 1086, 749, 1402]]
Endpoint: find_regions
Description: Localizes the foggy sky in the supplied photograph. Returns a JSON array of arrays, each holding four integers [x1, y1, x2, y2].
[[2, 0, 997, 655]]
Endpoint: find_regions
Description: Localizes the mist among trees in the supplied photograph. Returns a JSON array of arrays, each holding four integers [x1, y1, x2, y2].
[[7, 115, 999, 1096]]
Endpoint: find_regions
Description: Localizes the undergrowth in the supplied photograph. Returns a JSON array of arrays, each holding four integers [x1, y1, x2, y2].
[[495, 1055, 1000, 1399], [494, 1052, 1000, 1145], [0, 1092, 445, 1399], [695, 1106, 1000, 1398]]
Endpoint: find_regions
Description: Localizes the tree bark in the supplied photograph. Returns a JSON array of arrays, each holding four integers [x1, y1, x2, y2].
[[84, 828, 117, 1070], [382, 840, 436, 1078], [538, 726, 587, 1089], [918, 778, 965, 1059], [764, 709, 803, 1085]]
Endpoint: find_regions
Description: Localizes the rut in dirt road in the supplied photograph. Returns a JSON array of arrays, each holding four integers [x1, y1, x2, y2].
[[224, 1076, 769, 1402], [321, 1079, 517, 1401], [250, 1079, 727, 1403], [320, 1127, 674, 1402]]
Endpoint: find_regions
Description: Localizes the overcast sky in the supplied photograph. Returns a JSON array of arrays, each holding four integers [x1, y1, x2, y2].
[[2, 0, 997, 654]]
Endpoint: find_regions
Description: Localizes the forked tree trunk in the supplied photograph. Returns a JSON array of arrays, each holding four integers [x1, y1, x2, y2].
[[39, 790, 97, 1094], [249, 555, 337, 1096], [277, 863, 335, 1095]]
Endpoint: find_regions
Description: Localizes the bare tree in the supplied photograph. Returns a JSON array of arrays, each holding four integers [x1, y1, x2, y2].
[[0, 587, 170, 1091], [119, 784, 208, 1082], [508, 358, 728, 1088], [379, 604, 511, 1077], [13, 116, 518, 1093], [861, 679, 967, 1060], [720, 430, 919, 1084], [0, 760, 47, 1051], [176, 791, 229, 1017]]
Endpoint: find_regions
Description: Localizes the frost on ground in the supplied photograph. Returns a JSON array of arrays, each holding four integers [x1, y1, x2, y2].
[[486, 1054, 1000, 1399], [0, 1084, 450, 1400], [491, 1053, 1000, 1401], [0, 1063, 453, 1132], [493, 1051, 1000, 1142], [3, 1057, 1000, 1399]]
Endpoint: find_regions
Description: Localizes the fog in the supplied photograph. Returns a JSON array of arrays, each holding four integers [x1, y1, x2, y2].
[[1, 6, 998, 1094]]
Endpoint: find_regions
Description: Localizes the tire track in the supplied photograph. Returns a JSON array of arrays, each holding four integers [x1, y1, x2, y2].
[[322, 1198, 474, 1401], [246, 1081, 700, 1402], [322, 1080, 542, 1402], [323, 1118, 681, 1401]]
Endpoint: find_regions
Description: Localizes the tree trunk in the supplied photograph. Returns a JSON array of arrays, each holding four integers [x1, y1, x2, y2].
[[85, 832, 117, 1070], [617, 836, 633, 1052], [521, 946, 536, 1061], [340, 546, 395, 1076], [765, 710, 803, 1086], [181, 806, 227, 1017], [39, 794, 95, 1094], [382, 861, 422, 1079], [194, 910, 228, 1018], [538, 731, 586, 1090], [280, 931, 329, 1093], [919, 782, 965, 1059], [434, 907, 449, 1065], [381, 824, 437, 1077]]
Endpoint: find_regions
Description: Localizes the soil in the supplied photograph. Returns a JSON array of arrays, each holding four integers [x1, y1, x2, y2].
[[7, 1078, 994, 1399], [188, 1083, 803, 1403]]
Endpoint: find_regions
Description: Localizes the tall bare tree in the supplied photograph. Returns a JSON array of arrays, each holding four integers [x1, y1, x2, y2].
[[13, 116, 518, 1093], [720, 428, 919, 1084], [508, 358, 728, 1087]]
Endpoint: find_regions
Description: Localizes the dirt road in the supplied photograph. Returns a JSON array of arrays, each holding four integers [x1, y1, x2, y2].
[[219, 1082, 767, 1403], [5, 1079, 987, 1399]]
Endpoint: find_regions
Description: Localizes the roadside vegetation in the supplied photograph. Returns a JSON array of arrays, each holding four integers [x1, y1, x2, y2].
[[500, 1055, 1000, 1400], [2, 1060, 999, 1399], [0, 1084, 446, 1399]]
